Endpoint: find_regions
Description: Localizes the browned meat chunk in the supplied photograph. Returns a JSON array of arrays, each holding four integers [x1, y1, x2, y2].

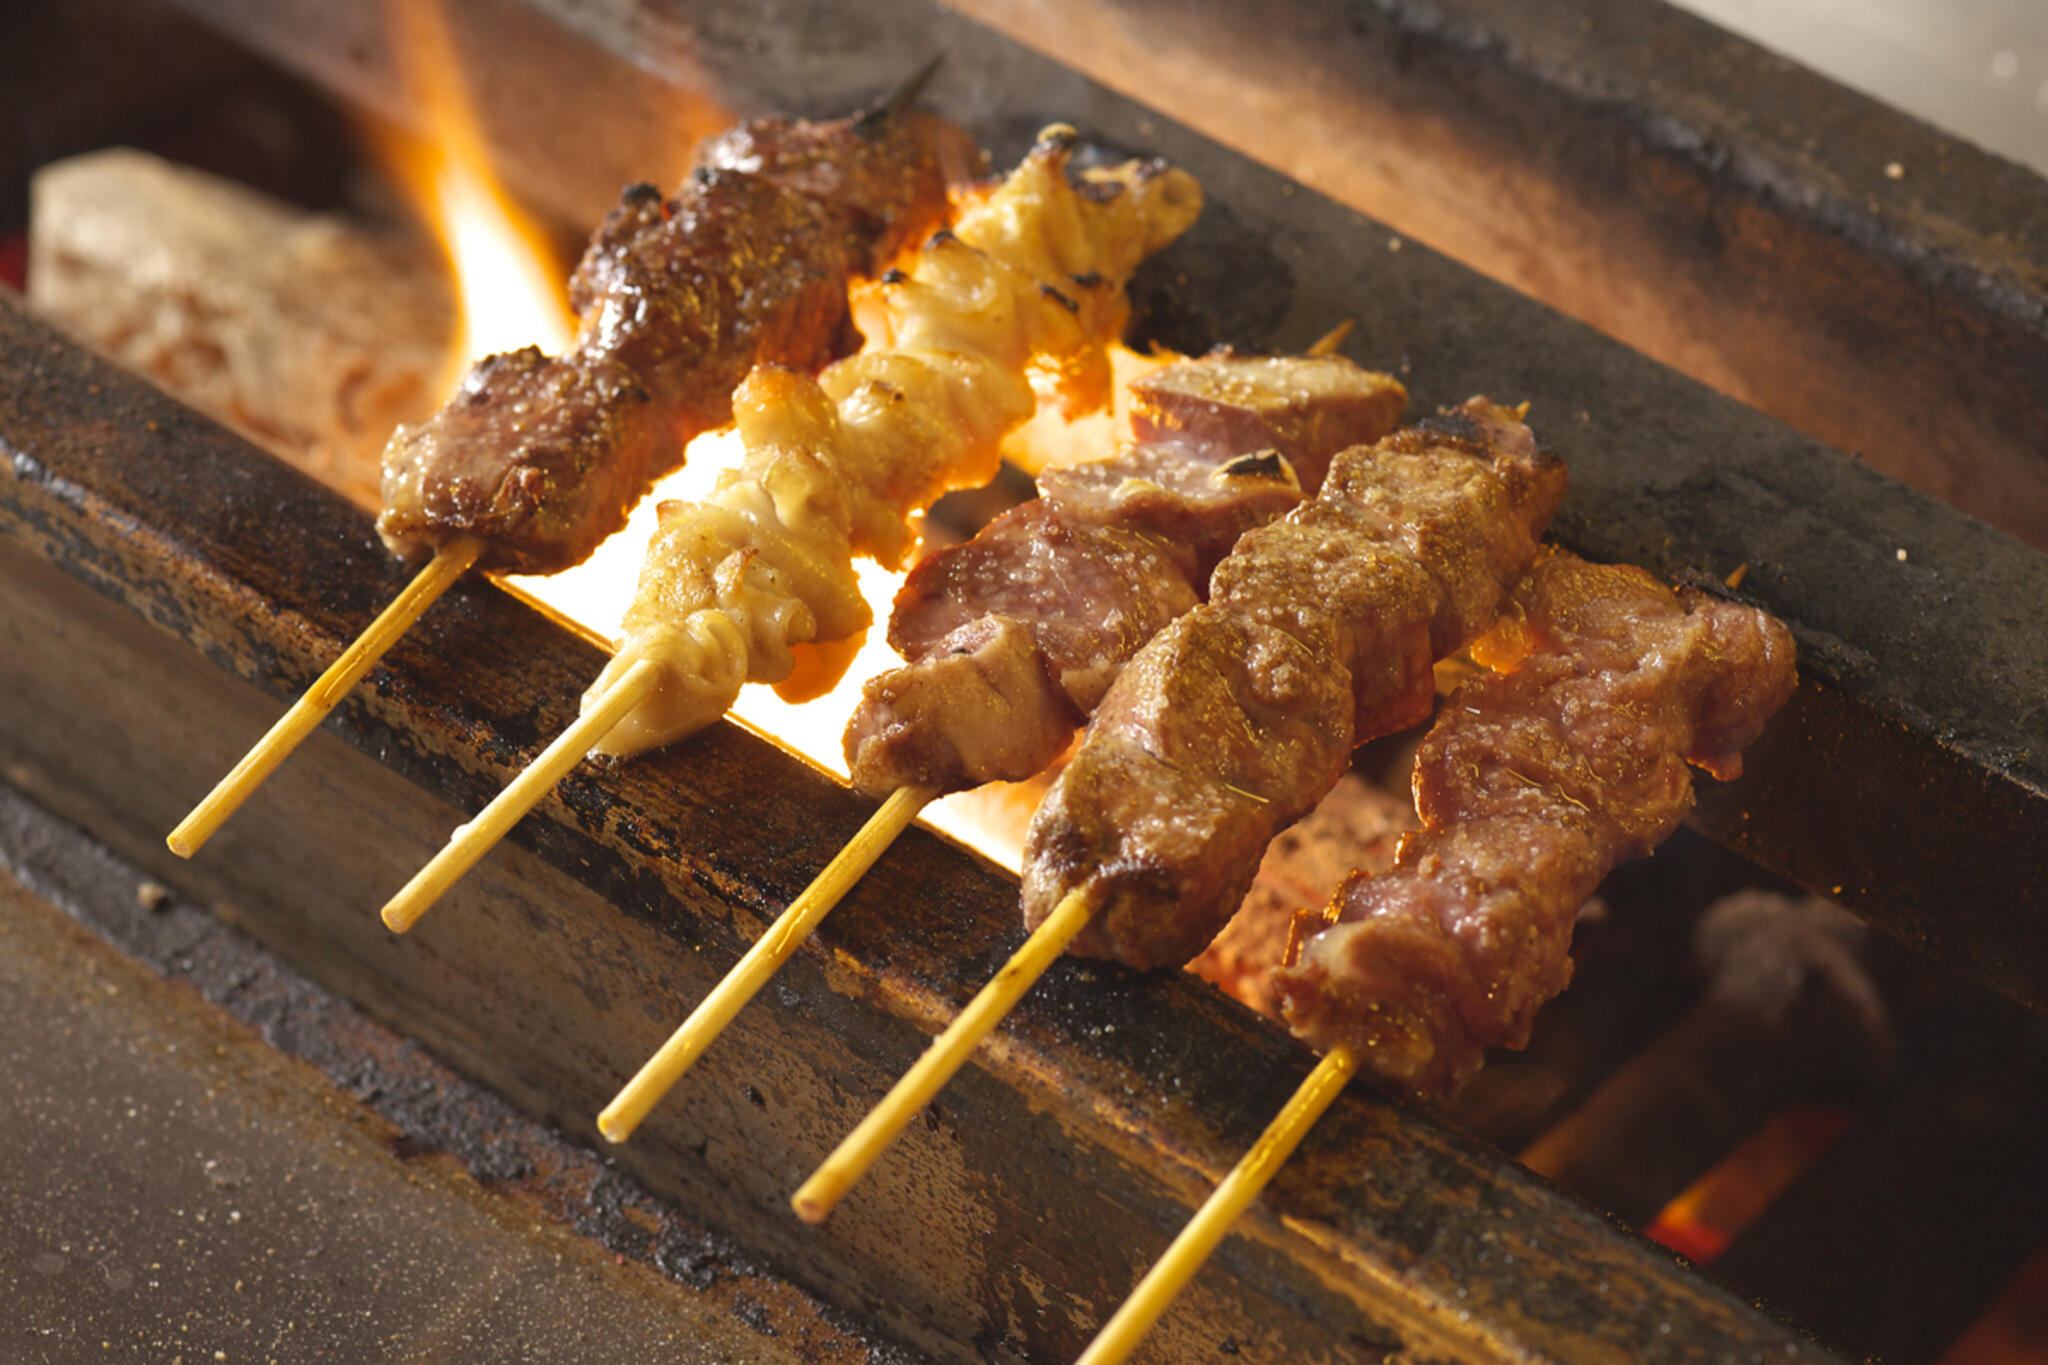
[[567, 171, 853, 432], [1037, 446, 1307, 567], [846, 616, 1083, 797], [690, 110, 985, 271], [377, 351, 667, 575], [844, 353, 1406, 797], [1128, 352, 1407, 490], [1275, 552, 1797, 1096], [1021, 400, 1566, 970], [888, 499, 1205, 707], [1188, 772, 1417, 1018], [377, 107, 974, 575]]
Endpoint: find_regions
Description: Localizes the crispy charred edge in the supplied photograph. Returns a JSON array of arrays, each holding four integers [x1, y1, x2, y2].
[[376, 97, 976, 575], [1275, 551, 1798, 1097], [1019, 397, 1563, 970]]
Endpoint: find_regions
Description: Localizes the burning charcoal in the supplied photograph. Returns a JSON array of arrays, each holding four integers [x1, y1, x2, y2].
[[1518, 889, 1897, 1226], [28, 148, 452, 509]]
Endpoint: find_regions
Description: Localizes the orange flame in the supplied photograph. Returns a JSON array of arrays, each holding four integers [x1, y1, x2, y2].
[[380, 0, 575, 393]]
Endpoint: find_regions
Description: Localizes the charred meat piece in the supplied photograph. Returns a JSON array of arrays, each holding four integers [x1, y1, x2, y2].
[[1021, 400, 1565, 970], [377, 351, 665, 575], [1276, 551, 1797, 1097], [378, 108, 976, 576], [844, 355, 1405, 796]]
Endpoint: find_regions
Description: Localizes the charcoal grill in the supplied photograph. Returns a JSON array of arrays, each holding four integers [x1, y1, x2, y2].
[[4, 0, 2047, 1361]]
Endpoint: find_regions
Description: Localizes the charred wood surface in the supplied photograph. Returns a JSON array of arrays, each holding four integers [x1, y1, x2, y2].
[[0, 298, 1849, 1360]]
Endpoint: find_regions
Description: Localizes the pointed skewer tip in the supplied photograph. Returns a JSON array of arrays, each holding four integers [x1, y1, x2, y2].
[[598, 785, 936, 1146], [791, 883, 1098, 1221], [165, 537, 483, 859]]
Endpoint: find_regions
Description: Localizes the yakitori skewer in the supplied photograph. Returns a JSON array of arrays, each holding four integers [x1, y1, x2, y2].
[[601, 333, 1404, 1143], [1075, 550, 1798, 1363], [382, 127, 1201, 934], [167, 81, 973, 858], [795, 398, 1565, 1220]]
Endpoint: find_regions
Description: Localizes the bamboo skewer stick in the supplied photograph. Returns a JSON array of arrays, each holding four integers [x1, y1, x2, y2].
[[598, 783, 938, 1143], [380, 656, 661, 934], [168, 537, 485, 859], [1074, 1044, 1359, 1365], [1306, 318, 1353, 356], [793, 883, 1098, 1222], [784, 316, 1360, 1215]]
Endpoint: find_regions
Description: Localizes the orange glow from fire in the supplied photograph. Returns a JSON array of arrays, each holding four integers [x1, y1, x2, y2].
[[381, 0, 575, 391], [501, 427, 1087, 871], [1002, 343, 1177, 475], [1644, 1103, 1854, 1263]]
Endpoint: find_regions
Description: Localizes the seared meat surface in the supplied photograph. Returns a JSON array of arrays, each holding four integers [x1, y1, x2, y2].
[[378, 109, 975, 575], [1125, 352, 1410, 491], [844, 354, 1405, 796], [1021, 400, 1565, 969], [1276, 551, 1797, 1096]]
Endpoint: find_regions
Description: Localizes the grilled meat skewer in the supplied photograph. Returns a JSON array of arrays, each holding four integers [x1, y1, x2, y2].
[[169, 93, 975, 860], [384, 127, 1202, 931], [1022, 399, 1568, 969], [845, 352, 1407, 797], [597, 345, 1399, 1143], [1277, 549, 1799, 1096], [1078, 551, 1796, 1365], [795, 398, 1566, 1222], [581, 127, 1201, 757], [378, 102, 979, 576]]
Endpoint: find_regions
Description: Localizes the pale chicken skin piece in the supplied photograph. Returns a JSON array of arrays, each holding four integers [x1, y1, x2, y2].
[[584, 129, 1203, 756]]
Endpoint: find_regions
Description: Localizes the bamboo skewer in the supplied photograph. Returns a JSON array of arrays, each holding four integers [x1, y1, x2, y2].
[[380, 655, 661, 933], [1074, 1044, 1359, 1365], [598, 783, 938, 1143], [168, 536, 485, 859], [782, 316, 1362, 1212], [792, 883, 1098, 1222]]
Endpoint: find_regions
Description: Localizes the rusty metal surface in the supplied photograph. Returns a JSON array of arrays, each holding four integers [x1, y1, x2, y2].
[[0, 300, 1847, 1360], [0, 783, 926, 1364]]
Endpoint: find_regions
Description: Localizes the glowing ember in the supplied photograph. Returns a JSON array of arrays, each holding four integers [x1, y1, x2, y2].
[[1645, 1102, 1854, 1263]]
